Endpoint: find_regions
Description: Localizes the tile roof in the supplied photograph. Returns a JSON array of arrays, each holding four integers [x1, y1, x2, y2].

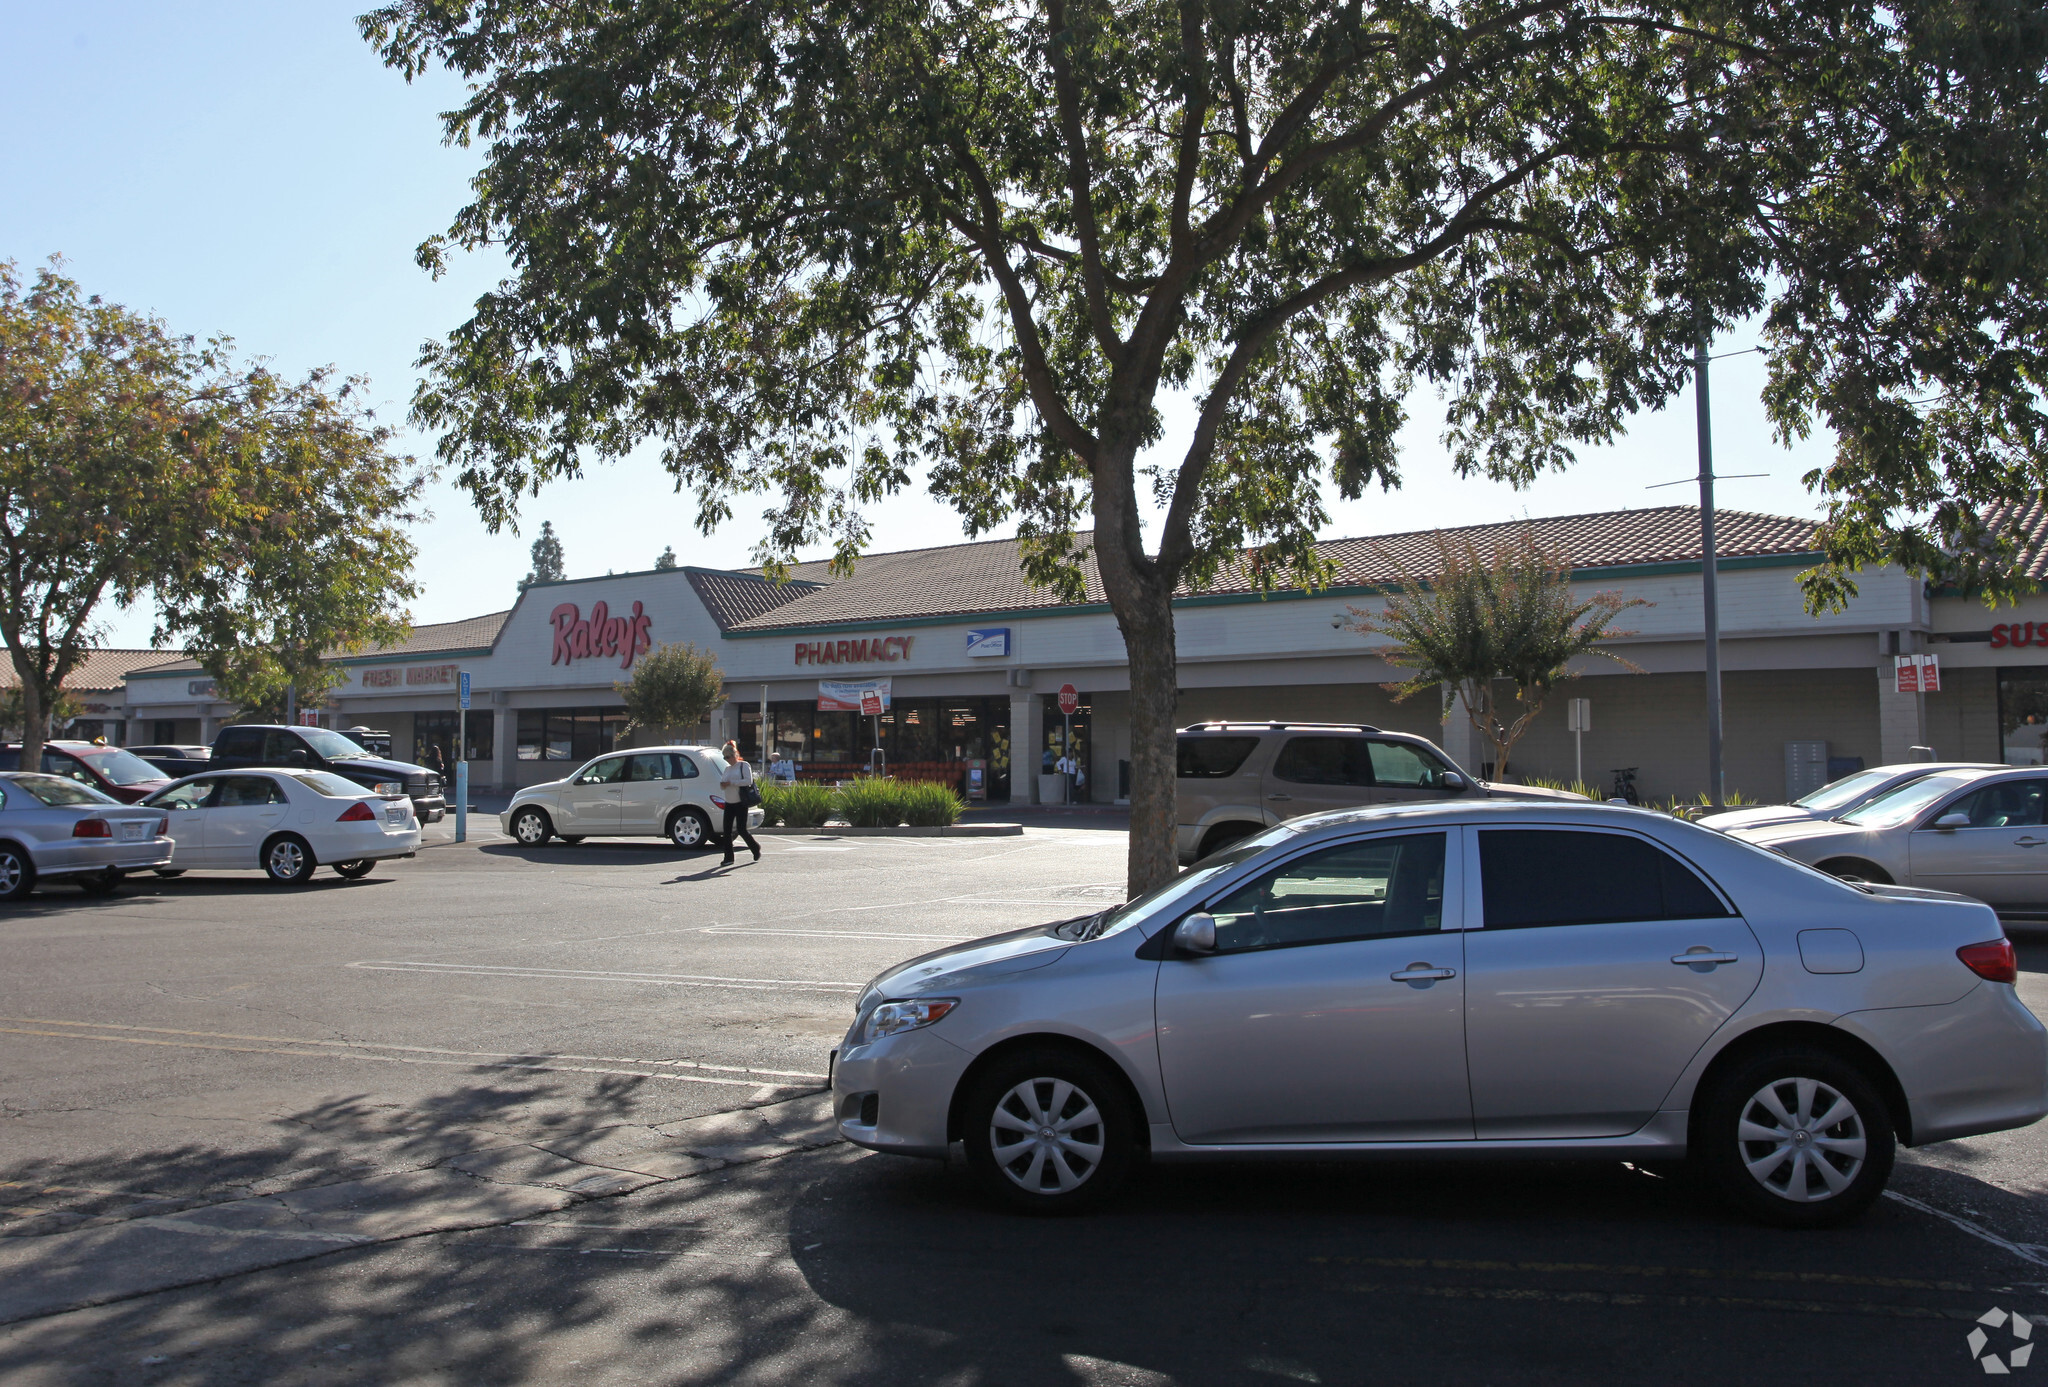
[[1982, 499, 2048, 582], [684, 568, 825, 632], [726, 506, 1822, 632], [0, 648, 194, 693], [125, 611, 515, 678]]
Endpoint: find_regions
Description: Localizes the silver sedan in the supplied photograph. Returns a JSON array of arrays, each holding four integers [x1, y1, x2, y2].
[[0, 772, 174, 900], [1730, 766, 2048, 909], [832, 801, 2047, 1226], [1698, 760, 2002, 834]]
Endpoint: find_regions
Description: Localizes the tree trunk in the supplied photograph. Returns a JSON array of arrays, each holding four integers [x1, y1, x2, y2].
[[1094, 509, 1181, 897], [16, 666, 45, 772]]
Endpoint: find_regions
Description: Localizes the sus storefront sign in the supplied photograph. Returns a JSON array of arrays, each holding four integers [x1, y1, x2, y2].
[[551, 600, 655, 669]]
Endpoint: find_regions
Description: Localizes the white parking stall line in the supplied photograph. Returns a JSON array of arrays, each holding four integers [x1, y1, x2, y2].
[[0, 1016, 826, 1086], [1884, 1190, 2048, 1272], [347, 960, 862, 993]]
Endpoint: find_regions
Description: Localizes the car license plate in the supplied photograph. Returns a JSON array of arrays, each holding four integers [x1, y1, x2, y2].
[[385, 806, 407, 824], [118, 820, 147, 843]]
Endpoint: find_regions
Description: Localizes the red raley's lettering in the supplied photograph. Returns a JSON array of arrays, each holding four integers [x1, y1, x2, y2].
[[551, 600, 654, 668]]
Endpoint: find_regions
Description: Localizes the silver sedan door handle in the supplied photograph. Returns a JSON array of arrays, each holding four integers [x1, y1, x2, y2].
[[1266, 793, 1292, 801], [1390, 964, 1457, 981], [1671, 950, 1740, 967], [2016, 836, 2048, 848]]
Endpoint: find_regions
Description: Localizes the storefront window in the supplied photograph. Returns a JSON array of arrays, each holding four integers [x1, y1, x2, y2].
[[2000, 669, 2048, 765], [416, 710, 495, 765], [1041, 691, 1091, 795], [516, 708, 624, 761], [744, 696, 1012, 798]]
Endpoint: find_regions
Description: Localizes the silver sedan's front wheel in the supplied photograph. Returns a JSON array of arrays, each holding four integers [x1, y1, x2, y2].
[[1698, 1045, 1894, 1228], [963, 1048, 1135, 1212], [990, 1077, 1107, 1196], [263, 835, 316, 886]]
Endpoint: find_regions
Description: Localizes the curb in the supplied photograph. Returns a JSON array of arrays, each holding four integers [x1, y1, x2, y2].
[[754, 823, 1022, 837]]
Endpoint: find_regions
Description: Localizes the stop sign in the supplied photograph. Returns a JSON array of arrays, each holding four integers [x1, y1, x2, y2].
[[1057, 683, 1080, 715]]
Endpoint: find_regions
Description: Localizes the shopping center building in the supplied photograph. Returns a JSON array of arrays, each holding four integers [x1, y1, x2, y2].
[[108, 502, 2048, 805]]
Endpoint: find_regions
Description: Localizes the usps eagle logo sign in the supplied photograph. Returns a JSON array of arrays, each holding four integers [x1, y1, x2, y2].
[[966, 628, 1011, 658], [1970, 1307, 2035, 1373]]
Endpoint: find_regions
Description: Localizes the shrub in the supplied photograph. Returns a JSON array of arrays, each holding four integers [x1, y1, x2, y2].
[[762, 781, 834, 828], [899, 779, 966, 827], [835, 776, 909, 827]]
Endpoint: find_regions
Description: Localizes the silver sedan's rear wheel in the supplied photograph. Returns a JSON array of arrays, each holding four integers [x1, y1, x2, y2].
[[1698, 1046, 1894, 1228], [962, 1048, 1135, 1213], [0, 844, 37, 901]]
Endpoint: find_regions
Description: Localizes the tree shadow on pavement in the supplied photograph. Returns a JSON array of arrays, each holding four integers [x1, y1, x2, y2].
[[1, 1138, 2032, 1386]]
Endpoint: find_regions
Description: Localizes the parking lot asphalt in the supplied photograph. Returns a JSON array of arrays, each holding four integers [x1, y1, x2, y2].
[[4, 824, 2048, 1384]]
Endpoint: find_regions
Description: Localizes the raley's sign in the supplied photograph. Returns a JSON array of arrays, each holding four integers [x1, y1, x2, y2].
[[794, 635, 914, 666], [552, 600, 654, 669]]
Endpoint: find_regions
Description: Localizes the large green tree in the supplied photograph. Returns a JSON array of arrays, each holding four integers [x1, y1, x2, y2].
[[364, 0, 2048, 892], [0, 259, 424, 767]]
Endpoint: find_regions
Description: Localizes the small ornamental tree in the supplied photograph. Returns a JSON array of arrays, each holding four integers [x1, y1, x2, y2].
[[655, 545, 678, 570], [616, 641, 727, 740], [1350, 530, 1643, 780]]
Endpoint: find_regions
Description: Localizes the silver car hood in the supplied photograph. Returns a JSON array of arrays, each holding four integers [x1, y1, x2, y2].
[[1735, 817, 1868, 850], [859, 923, 1073, 1008]]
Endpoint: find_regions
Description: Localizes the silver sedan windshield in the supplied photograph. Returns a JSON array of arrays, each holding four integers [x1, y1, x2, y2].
[[1839, 772, 1979, 828]]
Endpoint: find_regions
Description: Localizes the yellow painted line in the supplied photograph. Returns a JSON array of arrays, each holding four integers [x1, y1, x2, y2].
[[0, 1026, 811, 1090], [1310, 1254, 1976, 1294], [0, 1016, 825, 1082]]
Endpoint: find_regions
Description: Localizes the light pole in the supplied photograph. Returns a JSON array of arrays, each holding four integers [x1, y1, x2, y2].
[[1696, 337, 1724, 810]]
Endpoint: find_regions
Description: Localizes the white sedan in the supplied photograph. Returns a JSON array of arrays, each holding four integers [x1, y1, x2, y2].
[[141, 769, 421, 885], [501, 746, 764, 849]]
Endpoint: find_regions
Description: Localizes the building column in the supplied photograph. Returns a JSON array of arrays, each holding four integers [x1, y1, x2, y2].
[[1437, 685, 1480, 776], [493, 705, 517, 792], [1877, 665, 1929, 764], [200, 710, 221, 743], [1011, 693, 1043, 804]]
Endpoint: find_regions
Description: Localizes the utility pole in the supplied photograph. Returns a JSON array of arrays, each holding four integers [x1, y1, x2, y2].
[[1696, 336, 1725, 809]]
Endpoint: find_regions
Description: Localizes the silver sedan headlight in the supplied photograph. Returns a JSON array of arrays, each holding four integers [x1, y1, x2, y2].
[[860, 998, 957, 1044]]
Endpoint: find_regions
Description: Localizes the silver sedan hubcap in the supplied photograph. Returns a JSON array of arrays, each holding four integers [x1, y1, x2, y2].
[[516, 814, 544, 843], [1738, 1077, 1866, 1202], [0, 855, 19, 892], [990, 1077, 1105, 1195], [269, 842, 303, 877]]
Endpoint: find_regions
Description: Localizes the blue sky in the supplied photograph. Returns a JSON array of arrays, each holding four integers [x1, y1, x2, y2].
[[2, 2, 1834, 649]]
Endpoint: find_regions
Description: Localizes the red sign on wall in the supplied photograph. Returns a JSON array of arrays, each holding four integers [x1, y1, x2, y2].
[[551, 600, 654, 669], [1895, 654, 1941, 693], [1991, 623, 2048, 648]]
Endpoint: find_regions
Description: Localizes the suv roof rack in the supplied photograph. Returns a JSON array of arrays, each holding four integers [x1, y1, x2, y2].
[[1178, 721, 1382, 734]]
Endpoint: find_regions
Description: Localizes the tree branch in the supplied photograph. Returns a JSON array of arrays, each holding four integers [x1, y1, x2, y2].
[[1044, 0, 1126, 365], [1169, 0, 1210, 252]]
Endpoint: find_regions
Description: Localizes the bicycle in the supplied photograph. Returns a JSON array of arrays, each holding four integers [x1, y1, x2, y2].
[[1609, 766, 1642, 805]]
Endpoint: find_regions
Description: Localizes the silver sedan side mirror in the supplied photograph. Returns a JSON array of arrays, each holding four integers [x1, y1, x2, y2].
[[1934, 812, 1971, 830], [1173, 913, 1217, 955], [1441, 771, 1469, 791]]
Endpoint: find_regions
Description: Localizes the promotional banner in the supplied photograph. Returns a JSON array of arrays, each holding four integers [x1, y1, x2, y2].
[[818, 678, 892, 712]]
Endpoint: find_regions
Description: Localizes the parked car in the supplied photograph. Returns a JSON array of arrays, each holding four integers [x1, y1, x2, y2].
[[0, 771, 174, 900], [140, 768, 421, 885], [1698, 761, 2003, 833], [501, 747, 766, 849], [1727, 766, 2048, 910], [833, 800, 2047, 1225], [180, 725, 446, 823], [1175, 720, 1584, 862], [130, 744, 212, 770], [0, 742, 172, 804]]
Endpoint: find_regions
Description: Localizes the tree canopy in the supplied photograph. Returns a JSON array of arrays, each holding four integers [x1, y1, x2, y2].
[[0, 259, 424, 766], [364, 0, 2048, 890], [616, 640, 727, 736], [521, 519, 565, 588]]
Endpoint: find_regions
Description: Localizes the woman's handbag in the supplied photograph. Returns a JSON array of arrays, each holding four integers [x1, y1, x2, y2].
[[738, 763, 763, 808]]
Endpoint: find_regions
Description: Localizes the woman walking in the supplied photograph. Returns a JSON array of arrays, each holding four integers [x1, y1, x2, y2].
[[718, 740, 761, 865]]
